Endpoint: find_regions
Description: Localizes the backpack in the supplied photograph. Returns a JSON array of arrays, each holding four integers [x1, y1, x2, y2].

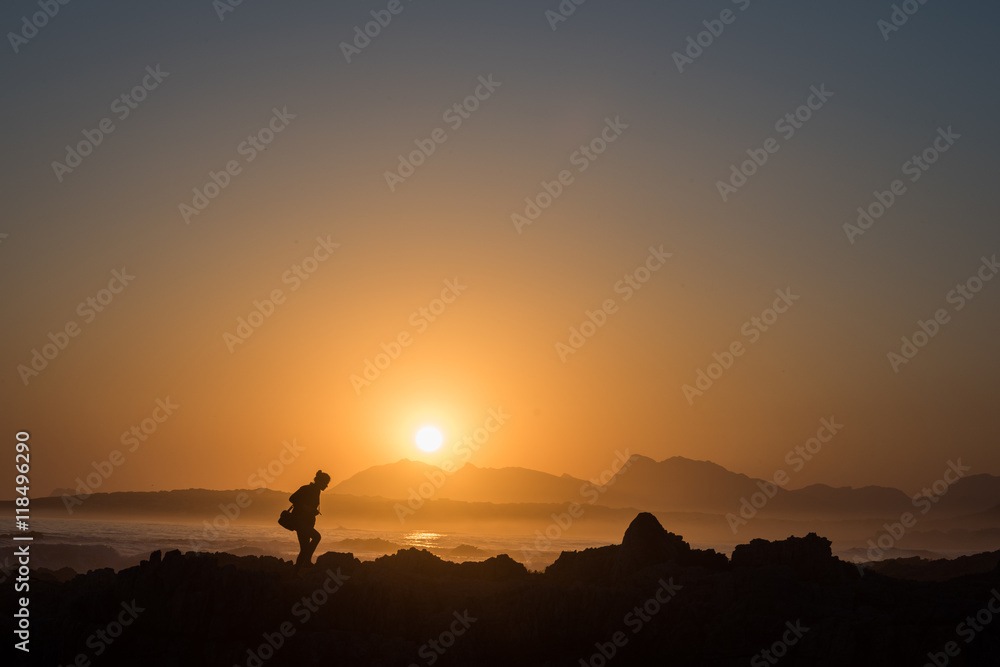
[[278, 505, 296, 531]]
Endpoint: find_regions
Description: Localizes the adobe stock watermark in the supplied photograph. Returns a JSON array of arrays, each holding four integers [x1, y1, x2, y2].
[[394, 408, 511, 522], [213, 0, 251, 21], [555, 245, 672, 362], [886, 254, 997, 373], [340, 0, 418, 63], [511, 116, 629, 234], [51, 65, 170, 182], [672, 0, 752, 73], [520, 449, 633, 568], [852, 459, 971, 572], [236, 567, 350, 667], [223, 236, 340, 353], [407, 610, 477, 667], [17, 267, 136, 386], [878, 0, 932, 41], [61, 397, 180, 514], [751, 620, 810, 667], [384, 75, 502, 192], [578, 578, 682, 666], [189, 439, 306, 551], [726, 417, 844, 534], [350, 278, 467, 395], [682, 287, 800, 405], [922, 589, 1000, 667], [12, 545, 29, 653], [7, 0, 75, 54], [844, 126, 960, 244], [544, 0, 596, 31], [716, 85, 834, 202], [179, 106, 296, 224]]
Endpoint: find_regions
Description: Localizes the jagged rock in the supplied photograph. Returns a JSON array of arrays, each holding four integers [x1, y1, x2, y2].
[[314, 550, 361, 575], [7, 515, 997, 666], [866, 551, 1000, 582], [545, 543, 619, 582], [547, 513, 728, 582], [686, 547, 730, 570], [374, 547, 458, 578], [620, 511, 692, 565], [457, 553, 528, 580], [731, 532, 847, 580]]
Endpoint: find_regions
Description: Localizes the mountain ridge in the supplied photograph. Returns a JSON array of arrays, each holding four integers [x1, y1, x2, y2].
[[329, 454, 1000, 520], [39, 455, 1000, 523]]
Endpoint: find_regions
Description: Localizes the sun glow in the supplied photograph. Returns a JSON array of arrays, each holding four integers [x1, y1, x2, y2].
[[415, 425, 444, 452]]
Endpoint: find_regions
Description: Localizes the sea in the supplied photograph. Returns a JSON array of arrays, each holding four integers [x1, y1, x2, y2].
[[4, 517, 616, 573]]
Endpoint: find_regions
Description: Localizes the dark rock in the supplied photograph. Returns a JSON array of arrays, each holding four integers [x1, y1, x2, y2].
[[731, 532, 847, 580], [618, 511, 692, 567], [866, 551, 1000, 582], [8, 515, 999, 666], [314, 550, 360, 575], [456, 553, 528, 581], [545, 543, 619, 582], [548, 512, 728, 583]]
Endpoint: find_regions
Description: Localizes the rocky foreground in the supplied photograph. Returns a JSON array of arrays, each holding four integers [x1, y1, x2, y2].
[[10, 513, 1000, 666]]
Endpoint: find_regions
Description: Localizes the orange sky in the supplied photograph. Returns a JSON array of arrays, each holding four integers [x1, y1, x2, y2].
[[2, 0, 999, 499]]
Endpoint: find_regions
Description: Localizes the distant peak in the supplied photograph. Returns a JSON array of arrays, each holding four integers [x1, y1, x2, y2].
[[657, 456, 734, 472], [384, 458, 437, 469]]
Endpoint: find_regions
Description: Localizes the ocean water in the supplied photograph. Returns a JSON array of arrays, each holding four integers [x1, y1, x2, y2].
[[16, 518, 615, 571]]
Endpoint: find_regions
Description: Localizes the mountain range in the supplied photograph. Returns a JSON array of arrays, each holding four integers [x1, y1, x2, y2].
[[331, 454, 1000, 520], [21, 454, 999, 560]]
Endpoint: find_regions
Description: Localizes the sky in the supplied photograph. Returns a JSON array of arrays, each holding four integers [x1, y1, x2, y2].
[[2, 0, 999, 498]]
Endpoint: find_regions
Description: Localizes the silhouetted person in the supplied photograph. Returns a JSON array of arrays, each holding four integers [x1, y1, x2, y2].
[[290, 470, 330, 569]]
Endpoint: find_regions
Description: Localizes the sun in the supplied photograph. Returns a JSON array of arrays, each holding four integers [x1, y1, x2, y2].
[[415, 425, 444, 452]]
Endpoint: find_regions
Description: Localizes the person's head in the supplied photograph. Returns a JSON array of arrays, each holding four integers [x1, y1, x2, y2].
[[314, 470, 331, 490]]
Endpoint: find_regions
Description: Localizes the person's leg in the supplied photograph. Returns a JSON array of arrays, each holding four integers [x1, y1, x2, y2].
[[303, 528, 321, 564], [295, 529, 310, 568]]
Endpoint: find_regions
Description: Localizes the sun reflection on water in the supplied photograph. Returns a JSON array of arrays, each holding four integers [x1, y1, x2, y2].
[[403, 531, 443, 549]]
